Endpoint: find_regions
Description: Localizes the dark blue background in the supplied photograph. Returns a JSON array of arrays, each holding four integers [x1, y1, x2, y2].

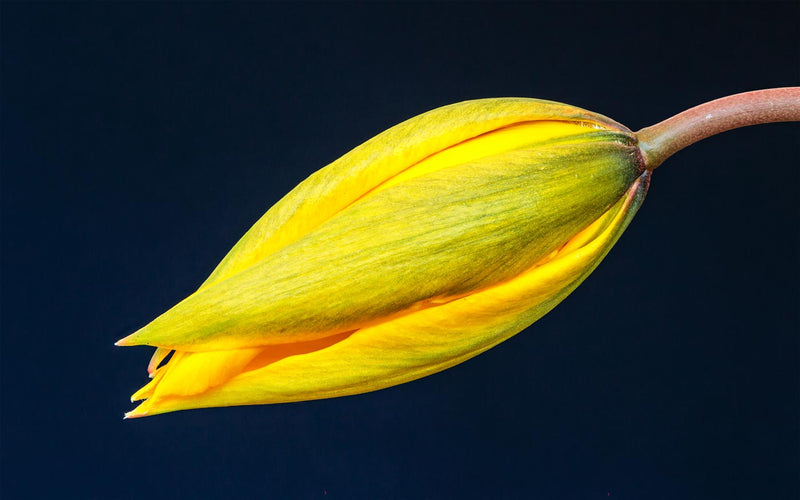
[[2, 3, 797, 499]]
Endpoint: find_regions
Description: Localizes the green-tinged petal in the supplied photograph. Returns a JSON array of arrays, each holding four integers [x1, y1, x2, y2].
[[126, 172, 650, 417], [121, 132, 642, 351]]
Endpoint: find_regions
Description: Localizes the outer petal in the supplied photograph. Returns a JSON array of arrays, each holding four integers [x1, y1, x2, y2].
[[121, 133, 642, 351], [127, 172, 650, 417]]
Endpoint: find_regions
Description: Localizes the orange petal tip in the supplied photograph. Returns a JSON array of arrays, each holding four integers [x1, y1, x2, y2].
[[123, 409, 147, 419], [115, 333, 136, 347]]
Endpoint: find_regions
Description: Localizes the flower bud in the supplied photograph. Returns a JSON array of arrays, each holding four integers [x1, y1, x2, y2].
[[118, 98, 650, 417]]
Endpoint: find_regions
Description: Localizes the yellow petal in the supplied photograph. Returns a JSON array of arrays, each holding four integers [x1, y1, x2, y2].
[[149, 347, 265, 397]]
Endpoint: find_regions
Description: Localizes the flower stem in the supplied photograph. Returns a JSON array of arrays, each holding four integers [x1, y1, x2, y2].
[[636, 87, 800, 170]]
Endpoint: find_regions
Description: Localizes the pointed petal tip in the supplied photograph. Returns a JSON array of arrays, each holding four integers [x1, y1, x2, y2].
[[125, 396, 155, 419], [147, 347, 171, 376], [124, 409, 148, 419], [130, 383, 154, 402], [114, 334, 133, 347], [115, 332, 137, 347]]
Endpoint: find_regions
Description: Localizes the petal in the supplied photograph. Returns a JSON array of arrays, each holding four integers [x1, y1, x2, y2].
[[147, 347, 172, 377], [121, 134, 642, 351], [131, 172, 650, 416], [148, 347, 265, 397]]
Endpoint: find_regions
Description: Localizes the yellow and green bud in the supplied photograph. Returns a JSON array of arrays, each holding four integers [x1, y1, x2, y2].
[[118, 98, 651, 417]]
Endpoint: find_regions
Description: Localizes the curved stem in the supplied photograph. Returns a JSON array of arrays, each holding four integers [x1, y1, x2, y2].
[[636, 87, 800, 170]]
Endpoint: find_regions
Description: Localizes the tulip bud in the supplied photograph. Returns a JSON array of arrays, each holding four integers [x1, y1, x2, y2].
[[119, 98, 651, 417]]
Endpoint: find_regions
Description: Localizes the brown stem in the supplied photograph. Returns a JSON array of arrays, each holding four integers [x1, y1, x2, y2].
[[636, 87, 800, 170]]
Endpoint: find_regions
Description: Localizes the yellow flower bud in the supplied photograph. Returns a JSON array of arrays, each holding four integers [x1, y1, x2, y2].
[[118, 98, 651, 417]]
